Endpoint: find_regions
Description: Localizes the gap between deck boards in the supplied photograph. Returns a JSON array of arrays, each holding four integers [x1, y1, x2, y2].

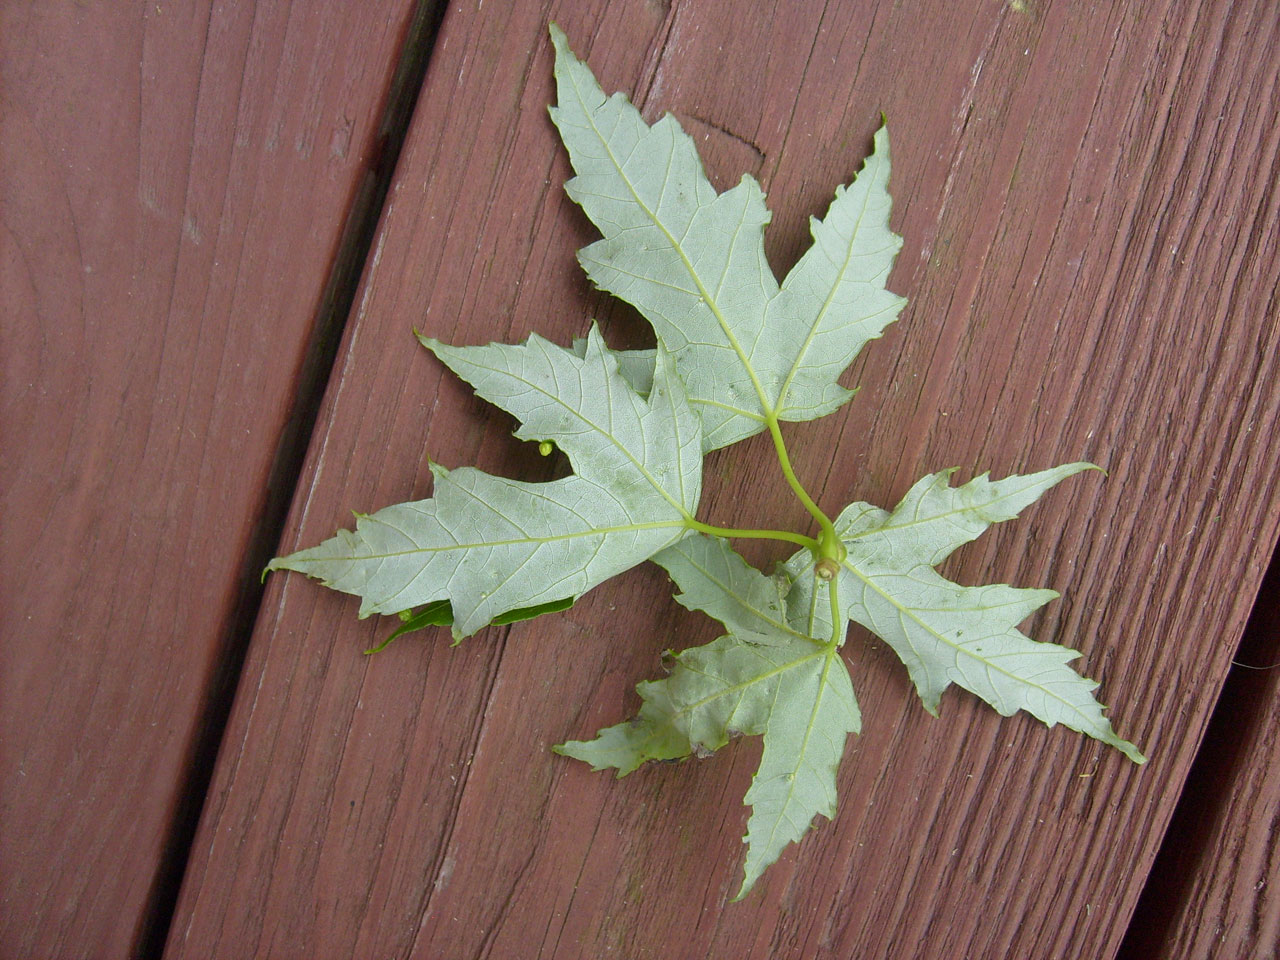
[[1118, 539, 1280, 957], [136, 3, 449, 956]]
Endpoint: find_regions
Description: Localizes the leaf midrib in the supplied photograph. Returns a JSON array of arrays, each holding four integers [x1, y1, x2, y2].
[[675, 643, 825, 718], [858, 479, 1064, 538], [669, 543, 810, 641], [281, 519, 688, 564], [748, 642, 841, 875], [565, 64, 777, 423], [445, 351, 694, 518], [773, 151, 884, 414], [840, 558, 1099, 726]]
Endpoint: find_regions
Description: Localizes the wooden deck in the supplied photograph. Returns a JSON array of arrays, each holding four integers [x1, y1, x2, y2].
[[4, 1, 1278, 957]]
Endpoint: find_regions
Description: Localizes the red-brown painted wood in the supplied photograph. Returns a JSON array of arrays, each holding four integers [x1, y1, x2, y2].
[[0, 2, 428, 955], [1121, 552, 1280, 958], [168, 1, 1280, 957]]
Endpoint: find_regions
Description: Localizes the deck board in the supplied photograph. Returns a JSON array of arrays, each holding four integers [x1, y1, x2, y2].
[[164, 0, 1280, 957], [1120, 551, 1280, 958], [0, 1, 429, 955]]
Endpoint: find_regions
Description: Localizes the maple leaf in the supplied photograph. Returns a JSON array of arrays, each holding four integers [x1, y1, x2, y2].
[[268, 25, 1144, 902], [563, 469, 1142, 897], [810, 466, 1146, 763], [269, 327, 702, 639], [557, 534, 859, 899], [549, 25, 905, 451]]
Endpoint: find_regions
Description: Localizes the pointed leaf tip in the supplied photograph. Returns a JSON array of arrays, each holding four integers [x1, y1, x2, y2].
[[1117, 739, 1147, 765]]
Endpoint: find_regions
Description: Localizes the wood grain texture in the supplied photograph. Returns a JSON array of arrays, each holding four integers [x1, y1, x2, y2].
[[1120, 551, 1280, 958], [0, 2, 426, 955], [167, 0, 1280, 957]]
